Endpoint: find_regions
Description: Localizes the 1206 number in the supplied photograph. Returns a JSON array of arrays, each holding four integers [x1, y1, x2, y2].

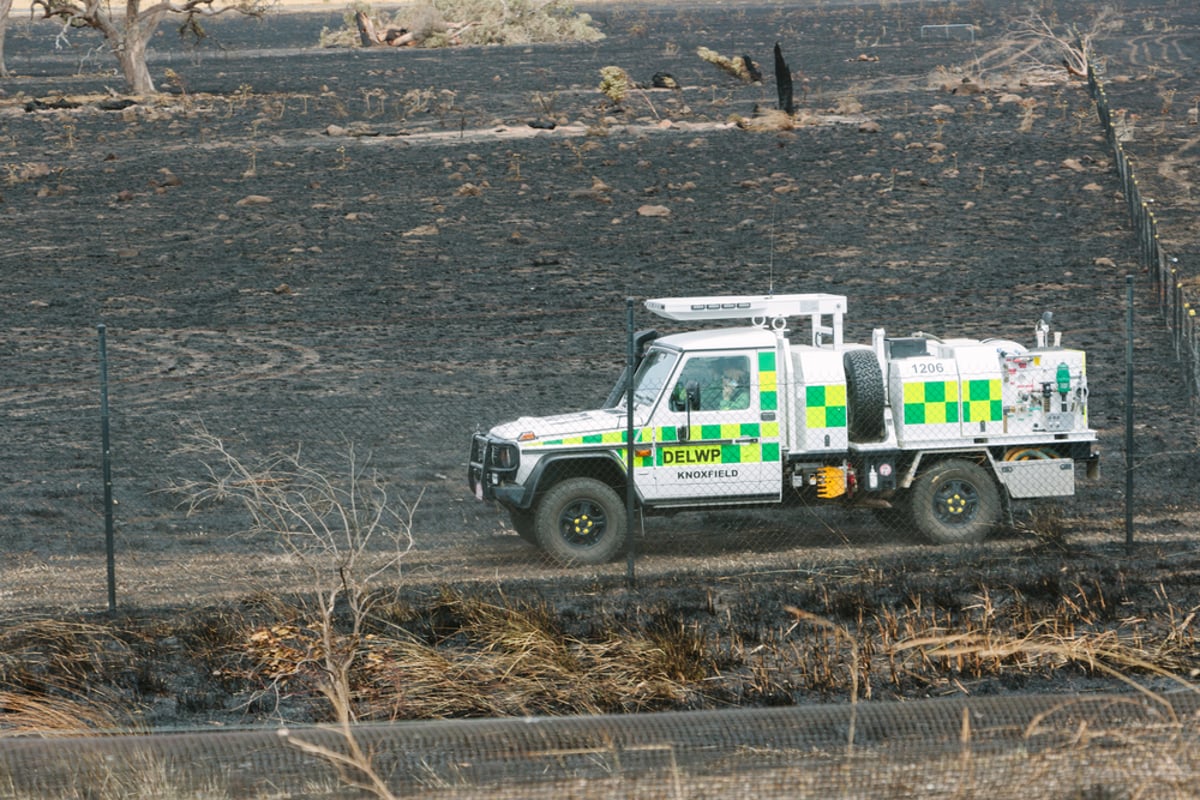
[[910, 361, 946, 374]]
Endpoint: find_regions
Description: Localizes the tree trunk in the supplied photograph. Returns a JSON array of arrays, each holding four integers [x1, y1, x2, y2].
[[0, 0, 14, 78], [119, 27, 155, 93], [354, 10, 377, 47], [105, 3, 167, 94], [774, 43, 794, 116]]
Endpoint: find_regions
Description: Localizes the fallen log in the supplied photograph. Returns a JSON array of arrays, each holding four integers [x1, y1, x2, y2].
[[354, 11, 473, 47]]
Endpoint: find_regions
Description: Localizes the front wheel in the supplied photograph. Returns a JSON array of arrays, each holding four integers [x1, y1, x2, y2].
[[534, 478, 627, 565], [910, 459, 1001, 544]]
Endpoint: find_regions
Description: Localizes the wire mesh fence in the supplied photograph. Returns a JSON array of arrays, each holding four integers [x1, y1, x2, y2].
[[1084, 55, 1200, 405], [3, 2, 1200, 799], [2, 281, 1137, 611], [3, 693, 1199, 799]]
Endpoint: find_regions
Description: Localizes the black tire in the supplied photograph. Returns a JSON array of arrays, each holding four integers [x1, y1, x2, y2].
[[534, 478, 627, 565], [844, 349, 886, 442], [910, 459, 1001, 544], [509, 508, 537, 544]]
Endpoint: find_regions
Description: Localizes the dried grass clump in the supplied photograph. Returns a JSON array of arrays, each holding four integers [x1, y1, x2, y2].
[[0, 619, 133, 687], [350, 592, 709, 719], [1017, 503, 1071, 551], [735, 109, 797, 131], [0, 619, 143, 735], [0, 690, 135, 737], [321, 0, 604, 49], [219, 589, 709, 722]]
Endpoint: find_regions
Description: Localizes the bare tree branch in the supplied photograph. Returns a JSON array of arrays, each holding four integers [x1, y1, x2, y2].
[[170, 422, 418, 799], [31, 0, 275, 92]]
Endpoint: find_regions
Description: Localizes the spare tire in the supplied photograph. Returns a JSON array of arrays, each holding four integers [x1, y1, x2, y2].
[[844, 349, 886, 442]]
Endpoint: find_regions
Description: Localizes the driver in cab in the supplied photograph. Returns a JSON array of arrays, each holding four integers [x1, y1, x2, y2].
[[719, 360, 749, 410]]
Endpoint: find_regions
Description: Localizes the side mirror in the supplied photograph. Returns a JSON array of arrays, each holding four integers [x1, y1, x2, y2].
[[669, 380, 703, 413], [678, 381, 703, 441]]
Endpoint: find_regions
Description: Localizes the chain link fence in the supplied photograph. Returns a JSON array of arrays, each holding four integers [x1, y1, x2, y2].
[[3, 693, 1200, 798], [3, 2, 1200, 798], [2, 296, 1123, 610], [1084, 57, 1200, 405]]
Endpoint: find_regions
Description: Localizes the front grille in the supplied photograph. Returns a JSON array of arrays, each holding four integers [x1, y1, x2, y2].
[[470, 434, 488, 465]]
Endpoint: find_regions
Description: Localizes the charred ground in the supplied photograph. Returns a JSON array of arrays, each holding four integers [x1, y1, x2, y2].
[[0, 0, 1198, 730]]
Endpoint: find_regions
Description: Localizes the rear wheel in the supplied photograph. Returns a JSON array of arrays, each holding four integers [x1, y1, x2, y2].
[[534, 478, 627, 565], [910, 459, 1000, 544]]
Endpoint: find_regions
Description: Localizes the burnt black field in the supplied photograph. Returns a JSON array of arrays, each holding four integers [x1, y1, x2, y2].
[[0, 0, 1198, 728]]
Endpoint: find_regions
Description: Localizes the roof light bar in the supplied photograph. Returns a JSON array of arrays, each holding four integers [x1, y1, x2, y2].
[[644, 293, 848, 348], [645, 294, 847, 322]]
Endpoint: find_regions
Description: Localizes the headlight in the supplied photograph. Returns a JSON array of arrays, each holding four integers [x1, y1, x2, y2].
[[491, 443, 518, 470]]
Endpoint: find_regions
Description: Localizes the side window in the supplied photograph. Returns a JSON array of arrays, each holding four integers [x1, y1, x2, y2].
[[669, 355, 752, 412]]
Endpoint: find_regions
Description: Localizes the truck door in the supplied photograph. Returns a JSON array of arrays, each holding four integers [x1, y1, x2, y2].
[[641, 350, 783, 503]]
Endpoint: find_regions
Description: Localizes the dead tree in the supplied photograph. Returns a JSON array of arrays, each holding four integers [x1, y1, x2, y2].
[[355, 10, 416, 47], [0, 0, 13, 77], [774, 43, 794, 115], [32, 0, 271, 93], [353, 10, 471, 48]]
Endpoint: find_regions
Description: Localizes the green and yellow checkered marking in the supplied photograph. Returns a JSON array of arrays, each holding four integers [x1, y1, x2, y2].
[[540, 429, 652, 447], [805, 384, 847, 429], [537, 420, 780, 469], [658, 422, 779, 465], [903, 380, 960, 425], [758, 351, 778, 412], [903, 378, 1003, 426], [962, 378, 1002, 422], [540, 428, 656, 468]]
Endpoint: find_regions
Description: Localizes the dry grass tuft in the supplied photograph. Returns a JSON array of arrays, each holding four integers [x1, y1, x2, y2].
[[1016, 504, 1072, 551], [348, 590, 709, 719], [0, 619, 130, 684], [321, 0, 604, 49], [0, 690, 130, 736], [215, 588, 711, 722], [0, 619, 145, 735], [735, 109, 796, 131]]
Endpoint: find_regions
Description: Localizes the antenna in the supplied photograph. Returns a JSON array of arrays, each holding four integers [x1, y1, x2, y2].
[[767, 199, 777, 297]]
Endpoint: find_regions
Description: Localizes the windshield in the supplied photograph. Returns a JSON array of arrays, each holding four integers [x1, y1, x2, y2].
[[615, 349, 678, 410]]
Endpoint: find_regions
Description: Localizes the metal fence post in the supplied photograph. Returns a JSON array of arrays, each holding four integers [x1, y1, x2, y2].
[[1124, 277, 1135, 553], [98, 324, 117, 612], [624, 298, 637, 587]]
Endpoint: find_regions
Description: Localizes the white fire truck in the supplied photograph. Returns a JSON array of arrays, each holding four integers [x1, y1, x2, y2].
[[468, 294, 1099, 564]]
